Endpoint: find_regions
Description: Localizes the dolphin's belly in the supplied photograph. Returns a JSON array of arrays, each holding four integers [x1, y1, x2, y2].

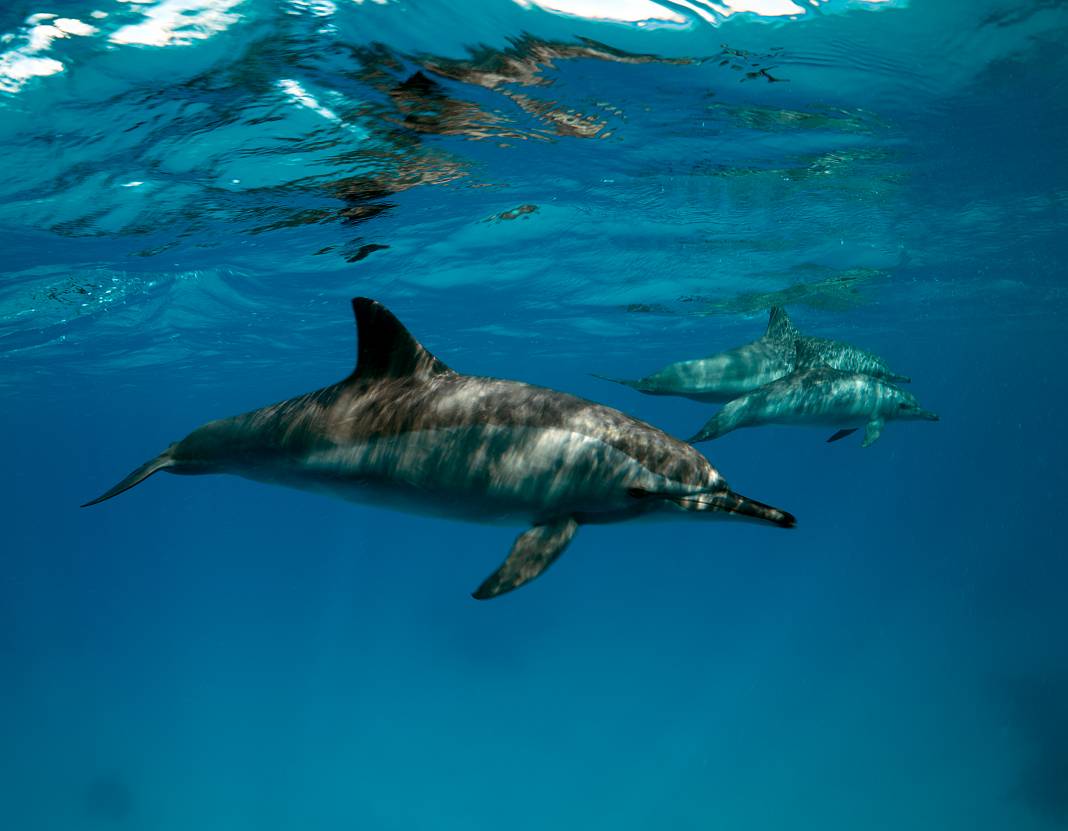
[[240, 424, 654, 524]]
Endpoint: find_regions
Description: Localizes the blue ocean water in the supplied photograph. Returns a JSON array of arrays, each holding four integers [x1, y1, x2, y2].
[[2, 0, 1067, 828]]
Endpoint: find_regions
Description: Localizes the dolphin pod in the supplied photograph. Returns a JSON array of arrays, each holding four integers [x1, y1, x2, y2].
[[598, 306, 936, 448], [596, 306, 910, 404], [84, 298, 795, 599]]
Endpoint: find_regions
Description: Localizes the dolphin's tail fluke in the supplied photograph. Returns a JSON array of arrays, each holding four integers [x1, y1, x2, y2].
[[82, 451, 175, 507]]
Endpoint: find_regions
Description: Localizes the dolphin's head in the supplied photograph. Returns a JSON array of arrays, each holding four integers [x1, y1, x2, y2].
[[620, 483, 796, 527], [573, 426, 795, 529], [888, 388, 939, 422]]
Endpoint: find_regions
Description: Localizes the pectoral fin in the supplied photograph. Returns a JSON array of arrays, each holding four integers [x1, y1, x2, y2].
[[826, 428, 858, 443], [472, 517, 579, 600], [862, 418, 885, 448]]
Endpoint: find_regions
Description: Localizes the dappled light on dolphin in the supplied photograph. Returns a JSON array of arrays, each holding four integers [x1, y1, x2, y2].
[[85, 299, 794, 599]]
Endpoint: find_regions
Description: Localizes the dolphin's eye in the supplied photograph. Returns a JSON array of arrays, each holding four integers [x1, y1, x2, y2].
[[627, 487, 651, 500], [899, 403, 910, 410]]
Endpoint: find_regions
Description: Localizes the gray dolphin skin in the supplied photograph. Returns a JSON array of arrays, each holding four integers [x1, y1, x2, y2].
[[596, 307, 797, 404], [794, 335, 911, 384], [597, 307, 908, 403], [689, 367, 938, 447], [84, 298, 796, 599]]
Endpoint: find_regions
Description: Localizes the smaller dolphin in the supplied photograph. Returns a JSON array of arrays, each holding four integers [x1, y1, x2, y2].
[[688, 367, 938, 447], [596, 307, 908, 403], [595, 307, 798, 404]]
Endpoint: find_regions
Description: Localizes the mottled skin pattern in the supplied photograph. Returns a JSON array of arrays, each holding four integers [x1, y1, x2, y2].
[[603, 338, 795, 404], [599, 307, 797, 404], [84, 298, 795, 599], [598, 306, 909, 402], [167, 372, 734, 523], [794, 337, 910, 384], [689, 367, 938, 447]]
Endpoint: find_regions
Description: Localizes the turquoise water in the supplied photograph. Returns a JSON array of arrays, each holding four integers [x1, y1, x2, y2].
[[2, 0, 1067, 828]]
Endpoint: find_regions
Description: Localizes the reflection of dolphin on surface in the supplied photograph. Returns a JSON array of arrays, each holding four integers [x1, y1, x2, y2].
[[84, 299, 795, 599], [689, 367, 938, 447], [596, 306, 909, 404]]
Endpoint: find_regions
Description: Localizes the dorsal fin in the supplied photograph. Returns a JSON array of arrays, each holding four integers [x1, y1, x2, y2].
[[765, 306, 797, 341], [349, 297, 452, 382]]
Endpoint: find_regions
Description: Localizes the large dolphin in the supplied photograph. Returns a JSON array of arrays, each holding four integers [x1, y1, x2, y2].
[[84, 298, 795, 599], [689, 367, 938, 447], [596, 307, 908, 404]]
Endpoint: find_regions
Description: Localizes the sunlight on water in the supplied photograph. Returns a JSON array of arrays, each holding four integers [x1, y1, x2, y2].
[[108, 0, 247, 47], [0, 14, 96, 92], [515, 0, 904, 24]]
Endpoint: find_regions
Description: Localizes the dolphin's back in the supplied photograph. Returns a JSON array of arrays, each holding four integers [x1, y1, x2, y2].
[[795, 336, 910, 383]]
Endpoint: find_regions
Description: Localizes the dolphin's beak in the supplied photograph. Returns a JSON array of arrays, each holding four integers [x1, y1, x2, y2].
[[671, 489, 796, 528], [891, 373, 913, 384], [919, 410, 940, 421]]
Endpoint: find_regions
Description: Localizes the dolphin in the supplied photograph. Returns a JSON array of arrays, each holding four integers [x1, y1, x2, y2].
[[84, 298, 796, 599], [596, 307, 908, 403], [688, 367, 938, 447], [595, 307, 798, 404]]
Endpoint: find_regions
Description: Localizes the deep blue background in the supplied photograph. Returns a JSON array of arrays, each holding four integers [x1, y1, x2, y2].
[[2, 0, 1066, 829]]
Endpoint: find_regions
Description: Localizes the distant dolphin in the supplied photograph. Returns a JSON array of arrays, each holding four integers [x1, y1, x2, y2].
[[596, 307, 908, 403], [84, 298, 795, 599], [595, 307, 798, 404], [688, 367, 938, 447]]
